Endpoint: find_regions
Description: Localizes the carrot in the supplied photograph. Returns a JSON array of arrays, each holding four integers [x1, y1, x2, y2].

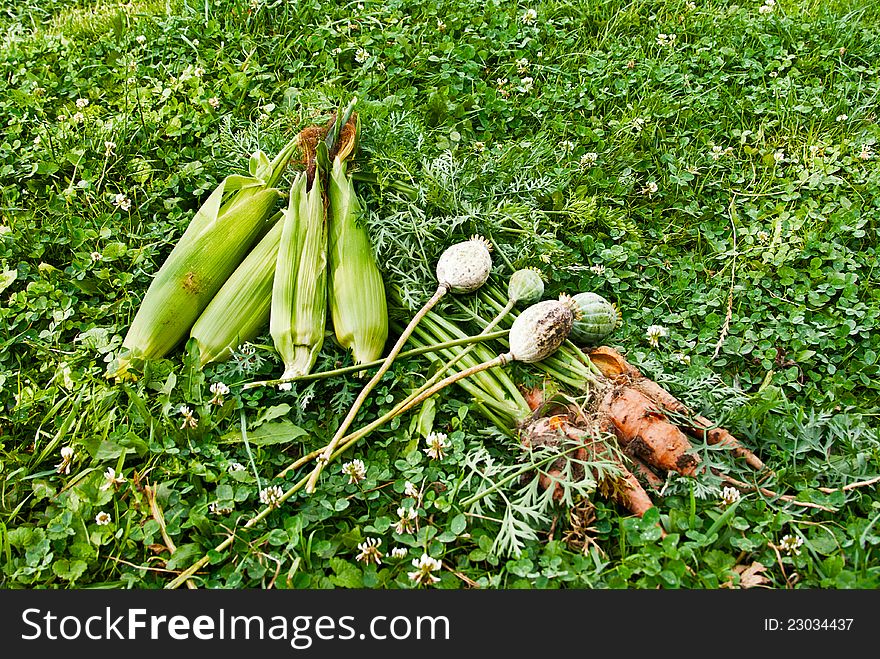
[[589, 346, 765, 471], [597, 384, 700, 476]]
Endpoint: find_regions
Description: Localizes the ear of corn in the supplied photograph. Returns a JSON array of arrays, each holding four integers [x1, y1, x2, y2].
[[190, 213, 284, 365], [327, 155, 388, 365], [270, 170, 327, 387], [115, 183, 279, 364], [107, 140, 297, 380]]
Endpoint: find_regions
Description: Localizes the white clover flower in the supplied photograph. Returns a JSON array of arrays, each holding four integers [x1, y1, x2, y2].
[[473, 141, 486, 153], [104, 141, 116, 155], [208, 502, 233, 515], [404, 481, 420, 499], [71, 111, 85, 124], [90, 251, 103, 261], [332, 47, 343, 55], [720, 486, 741, 507], [436, 19, 446, 31], [590, 263, 606, 276], [408, 553, 442, 586], [521, 8, 538, 24], [685, 1, 696, 9], [391, 547, 408, 559], [643, 180, 659, 195], [228, 462, 246, 472], [520, 76, 534, 92], [194, 66, 205, 77], [711, 146, 734, 159], [208, 97, 220, 109], [631, 117, 645, 132], [355, 48, 370, 63], [56, 446, 75, 474], [113, 193, 132, 211], [779, 533, 804, 556], [516, 57, 529, 73], [423, 432, 450, 461], [100, 467, 126, 491], [259, 485, 284, 508], [674, 352, 692, 365], [179, 404, 198, 429], [75, 97, 89, 108], [580, 152, 598, 168], [773, 149, 785, 163], [356, 538, 383, 565], [394, 506, 418, 535], [757, 230, 770, 242], [209, 381, 230, 406], [560, 140, 576, 154], [95, 511, 111, 526], [836, 114, 848, 122], [135, 35, 146, 45], [376, 61, 386, 71], [341, 459, 367, 485], [646, 324, 668, 348], [859, 144, 873, 160], [758, 3, 774, 14], [656, 33, 676, 47], [769, 70, 778, 78]]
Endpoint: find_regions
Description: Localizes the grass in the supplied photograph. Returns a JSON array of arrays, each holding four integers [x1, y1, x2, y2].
[[1, 0, 879, 589]]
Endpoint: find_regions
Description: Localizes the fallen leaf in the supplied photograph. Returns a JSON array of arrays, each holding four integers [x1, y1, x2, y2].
[[734, 561, 770, 589]]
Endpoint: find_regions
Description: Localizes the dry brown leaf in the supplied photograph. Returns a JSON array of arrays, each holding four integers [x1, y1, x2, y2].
[[734, 561, 770, 589]]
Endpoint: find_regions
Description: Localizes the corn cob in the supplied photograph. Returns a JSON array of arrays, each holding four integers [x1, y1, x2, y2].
[[327, 155, 388, 365], [189, 213, 284, 365], [270, 170, 327, 388], [107, 140, 297, 379]]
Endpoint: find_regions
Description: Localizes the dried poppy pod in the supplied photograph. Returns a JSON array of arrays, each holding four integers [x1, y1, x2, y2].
[[508, 294, 578, 362], [435, 235, 493, 293]]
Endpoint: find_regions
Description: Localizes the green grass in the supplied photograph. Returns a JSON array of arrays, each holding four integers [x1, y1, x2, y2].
[[1, 0, 880, 589]]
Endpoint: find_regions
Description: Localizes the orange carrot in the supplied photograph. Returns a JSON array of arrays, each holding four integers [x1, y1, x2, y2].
[[589, 346, 765, 471], [597, 385, 700, 476]]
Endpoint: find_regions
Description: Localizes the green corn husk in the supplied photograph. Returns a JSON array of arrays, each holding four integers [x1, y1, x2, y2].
[[270, 169, 327, 387], [107, 140, 297, 380], [190, 213, 284, 365], [328, 155, 388, 365]]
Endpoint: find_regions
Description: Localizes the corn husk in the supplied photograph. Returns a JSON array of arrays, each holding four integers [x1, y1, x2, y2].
[[327, 155, 388, 365], [190, 214, 284, 365], [270, 170, 327, 387], [106, 140, 297, 380]]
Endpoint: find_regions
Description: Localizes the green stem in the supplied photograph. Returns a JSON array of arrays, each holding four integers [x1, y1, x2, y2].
[[304, 284, 448, 493], [421, 314, 507, 399], [321, 354, 512, 463], [241, 329, 509, 390], [277, 305, 519, 480]]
